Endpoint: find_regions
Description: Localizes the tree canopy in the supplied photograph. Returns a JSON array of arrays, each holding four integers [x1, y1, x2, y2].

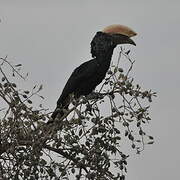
[[0, 49, 156, 180]]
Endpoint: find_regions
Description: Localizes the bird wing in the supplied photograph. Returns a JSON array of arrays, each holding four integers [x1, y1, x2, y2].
[[57, 59, 97, 106]]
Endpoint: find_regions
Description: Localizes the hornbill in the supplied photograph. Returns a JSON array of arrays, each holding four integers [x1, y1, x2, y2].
[[49, 24, 137, 122]]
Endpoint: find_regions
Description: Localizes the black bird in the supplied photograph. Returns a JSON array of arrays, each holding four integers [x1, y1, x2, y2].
[[50, 24, 137, 121]]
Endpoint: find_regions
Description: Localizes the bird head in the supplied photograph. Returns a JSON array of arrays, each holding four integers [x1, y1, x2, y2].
[[91, 24, 137, 58]]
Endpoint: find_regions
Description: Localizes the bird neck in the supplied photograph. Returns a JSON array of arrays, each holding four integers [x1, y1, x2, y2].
[[96, 47, 114, 64]]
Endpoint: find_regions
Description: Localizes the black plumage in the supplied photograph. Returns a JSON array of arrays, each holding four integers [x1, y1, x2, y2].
[[50, 30, 136, 121]]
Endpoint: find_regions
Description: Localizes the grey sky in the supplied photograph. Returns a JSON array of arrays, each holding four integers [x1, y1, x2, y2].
[[0, 0, 180, 179]]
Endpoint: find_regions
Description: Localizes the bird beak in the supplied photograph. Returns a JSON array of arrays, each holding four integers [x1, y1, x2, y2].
[[111, 34, 136, 46]]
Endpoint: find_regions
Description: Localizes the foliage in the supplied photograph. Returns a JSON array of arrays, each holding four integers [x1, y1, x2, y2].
[[0, 49, 156, 180]]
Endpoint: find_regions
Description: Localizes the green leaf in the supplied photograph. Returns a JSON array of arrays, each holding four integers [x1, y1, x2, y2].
[[147, 141, 154, 145], [79, 129, 83, 136], [24, 90, 30, 94], [27, 99, 32, 104], [15, 64, 22, 67], [23, 94, 27, 98], [149, 136, 154, 140], [71, 168, 75, 174], [39, 84, 43, 91]]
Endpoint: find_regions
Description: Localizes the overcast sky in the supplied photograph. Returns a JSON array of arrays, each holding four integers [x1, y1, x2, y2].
[[0, 1, 180, 179]]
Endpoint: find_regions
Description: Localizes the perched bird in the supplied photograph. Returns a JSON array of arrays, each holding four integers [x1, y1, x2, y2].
[[50, 24, 137, 122]]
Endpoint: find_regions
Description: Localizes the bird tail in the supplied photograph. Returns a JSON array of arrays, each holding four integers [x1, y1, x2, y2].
[[47, 106, 67, 124], [47, 95, 70, 124], [51, 107, 65, 120]]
